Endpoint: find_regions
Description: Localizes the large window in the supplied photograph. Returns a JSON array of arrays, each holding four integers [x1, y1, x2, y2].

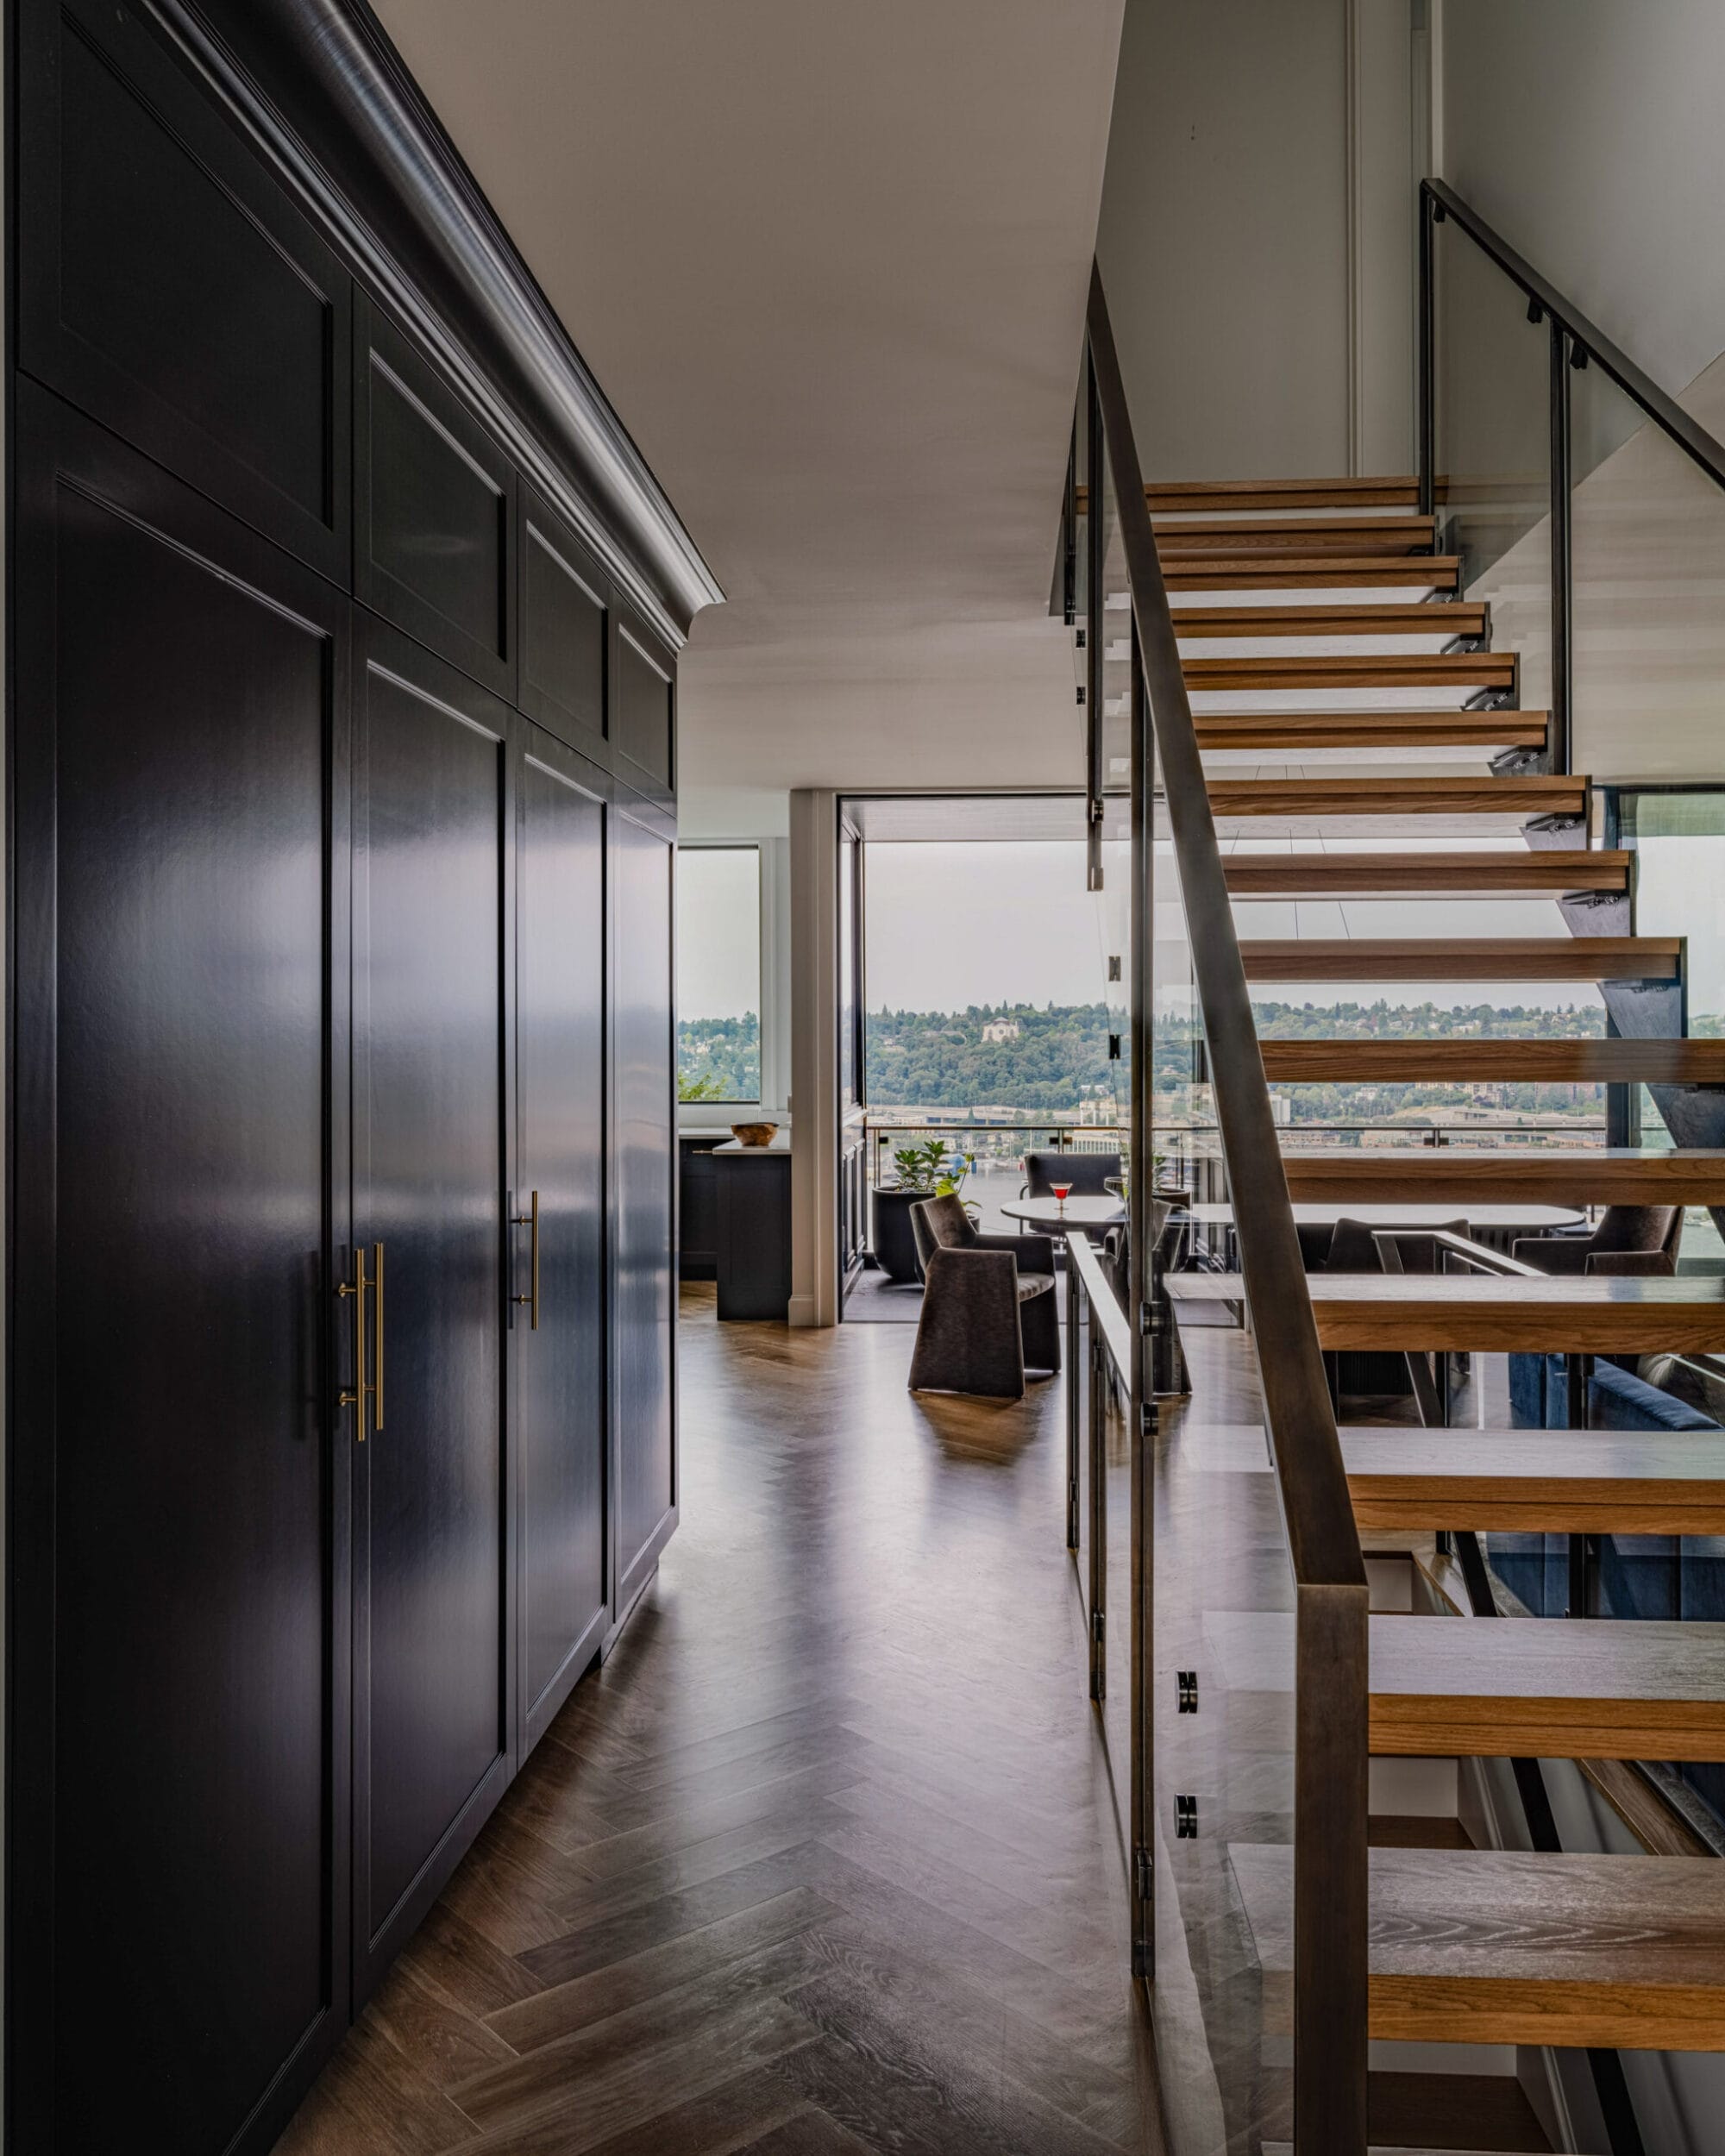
[[676, 845, 762, 1104]]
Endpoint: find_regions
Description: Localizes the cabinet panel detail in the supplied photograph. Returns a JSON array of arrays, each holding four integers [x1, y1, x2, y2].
[[10, 387, 348, 2154], [357, 301, 518, 698], [20, 0, 350, 579], [521, 486, 609, 757], [613, 815, 678, 1590], [615, 617, 675, 794], [518, 741, 609, 1733], [352, 624, 510, 1985]]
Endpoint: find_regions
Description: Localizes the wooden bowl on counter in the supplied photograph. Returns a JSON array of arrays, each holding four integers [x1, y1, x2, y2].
[[730, 1121, 780, 1147]]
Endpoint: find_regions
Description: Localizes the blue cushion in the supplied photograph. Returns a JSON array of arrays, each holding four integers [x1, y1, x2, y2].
[[1589, 1361, 1722, 1433]]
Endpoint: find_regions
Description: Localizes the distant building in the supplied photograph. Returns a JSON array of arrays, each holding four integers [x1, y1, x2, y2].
[[981, 1018, 1020, 1043]]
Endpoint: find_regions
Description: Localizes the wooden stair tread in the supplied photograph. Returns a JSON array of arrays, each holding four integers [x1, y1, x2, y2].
[[1169, 1266, 1725, 1351], [1231, 1842, 1725, 2048], [1154, 513, 1438, 554], [1261, 1037, 1723, 1082], [1175, 601, 1485, 638], [1369, 1612, 1725, 1761], [1147, 475, 1423, 513], [1223, 850, 1625, 894], [1273, 1148, 1725, 1205], [1344, 1429, 1725, 1534], [1239, 938, 1679, 983], [1208, 776, 1584, 818], [1198, 709, 1545, 749], [1164, 553, 1460, 591], [1311, 1271, 1725, 1353], [1186, 652, 1516, 692]]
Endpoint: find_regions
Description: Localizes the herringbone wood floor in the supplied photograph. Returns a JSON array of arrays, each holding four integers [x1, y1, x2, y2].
[[275, 1283, 1162, 2155]]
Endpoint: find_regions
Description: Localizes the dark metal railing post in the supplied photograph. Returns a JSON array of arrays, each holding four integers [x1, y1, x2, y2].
[[1127, 611, 1155, 1978], [1418, 189, 1438, 518], [1085, 352, 1106, 892], [1065, 1257, 1082, 1551], [1549, 322, 1575, 774]]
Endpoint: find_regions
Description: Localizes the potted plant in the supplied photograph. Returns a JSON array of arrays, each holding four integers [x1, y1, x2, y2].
[[871, 1138, 966, 1282]]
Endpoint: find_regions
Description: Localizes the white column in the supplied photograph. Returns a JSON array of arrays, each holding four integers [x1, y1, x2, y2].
[[787, 788, 840, 1326]]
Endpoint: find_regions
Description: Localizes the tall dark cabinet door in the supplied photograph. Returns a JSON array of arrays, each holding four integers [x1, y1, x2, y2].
[[612, 810, 679, 1599], [517, 734, 609, 1742], [352, 620, 511, 1996], [10, 388, 350, 2154]]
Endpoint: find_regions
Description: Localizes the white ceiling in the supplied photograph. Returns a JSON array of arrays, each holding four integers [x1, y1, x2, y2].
[[370, 0, 1125, 832]]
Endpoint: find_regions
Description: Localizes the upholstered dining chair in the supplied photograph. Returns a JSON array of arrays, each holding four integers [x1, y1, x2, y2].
[[1512, 1205, 1684, 1277], [906, 1194, 1060, 1400]]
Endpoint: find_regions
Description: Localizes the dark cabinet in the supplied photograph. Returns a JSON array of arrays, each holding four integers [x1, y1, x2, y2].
[[356, 296, 518, 699], [517, 731, 611, 1743], [613, 812, 680, 1599], [716, 1151, 794, 1319], [350, 624, 511, 1996], [521, 484, 611, 761], [10, 387, 353, 2151], [679, 1139, 721, 1277], [9, 3, 698, 2148], [615, 611, 677, 798], [19, 0, 352, 582]]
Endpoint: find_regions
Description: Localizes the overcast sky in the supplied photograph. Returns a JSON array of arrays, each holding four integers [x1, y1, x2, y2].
[[677, 831, 1725, 1022]]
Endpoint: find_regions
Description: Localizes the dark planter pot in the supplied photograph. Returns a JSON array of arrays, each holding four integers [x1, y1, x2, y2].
[[870, 1186, 931, 1283]]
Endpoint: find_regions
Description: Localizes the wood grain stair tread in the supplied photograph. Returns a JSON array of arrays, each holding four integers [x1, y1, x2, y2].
[[1343, 1428, 1725, 1534], [1368, 1612, 1725, 1761], [1146, 475, 1423, 513], [1239, 937, 1680, 983], [1154, 513, 1439, 554], [1174, 601, 1486, 638], [1168, 1265, 1725, 1351], [1311, 1271, 1725, 1353], [1222, 849, 1625, 894], [1231, 1842, 1725, 2049], [1208, 775, 1584, 818], [1186, 651, 1516, 692], [1273, 1147, 1725, 1205], [1164, 553, 1460, 591], [1198, 709, 1546, 749], [1260, 1037, 1723, 1082]]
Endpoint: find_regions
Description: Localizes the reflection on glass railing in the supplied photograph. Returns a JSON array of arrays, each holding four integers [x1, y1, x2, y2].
[[1572, 363, 1725, 781]]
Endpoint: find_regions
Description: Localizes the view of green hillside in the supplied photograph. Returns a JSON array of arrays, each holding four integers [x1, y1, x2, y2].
[[677, 1013, 760, 1101], [857, 998, 1618, 1124]]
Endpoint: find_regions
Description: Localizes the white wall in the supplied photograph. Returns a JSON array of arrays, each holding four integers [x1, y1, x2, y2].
[[1095, 0, 1419, 479], [1441, 0, 1725, 398]]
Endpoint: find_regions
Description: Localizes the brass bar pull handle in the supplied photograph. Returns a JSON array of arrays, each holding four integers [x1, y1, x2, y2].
[[337, 1247, 371, 1440], [511, 1191, 540, 1330], [372, 1241, 385, 1432]]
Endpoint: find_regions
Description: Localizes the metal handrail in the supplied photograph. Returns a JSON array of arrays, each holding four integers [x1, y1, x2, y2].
[[1421, 179, 1725, 500], [1086, 260, 1369, 2151], [1087, 267, 1364, 1595]]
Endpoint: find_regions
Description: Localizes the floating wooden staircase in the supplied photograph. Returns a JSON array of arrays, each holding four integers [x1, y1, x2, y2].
[[1150, 475, 1725, 2120]]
